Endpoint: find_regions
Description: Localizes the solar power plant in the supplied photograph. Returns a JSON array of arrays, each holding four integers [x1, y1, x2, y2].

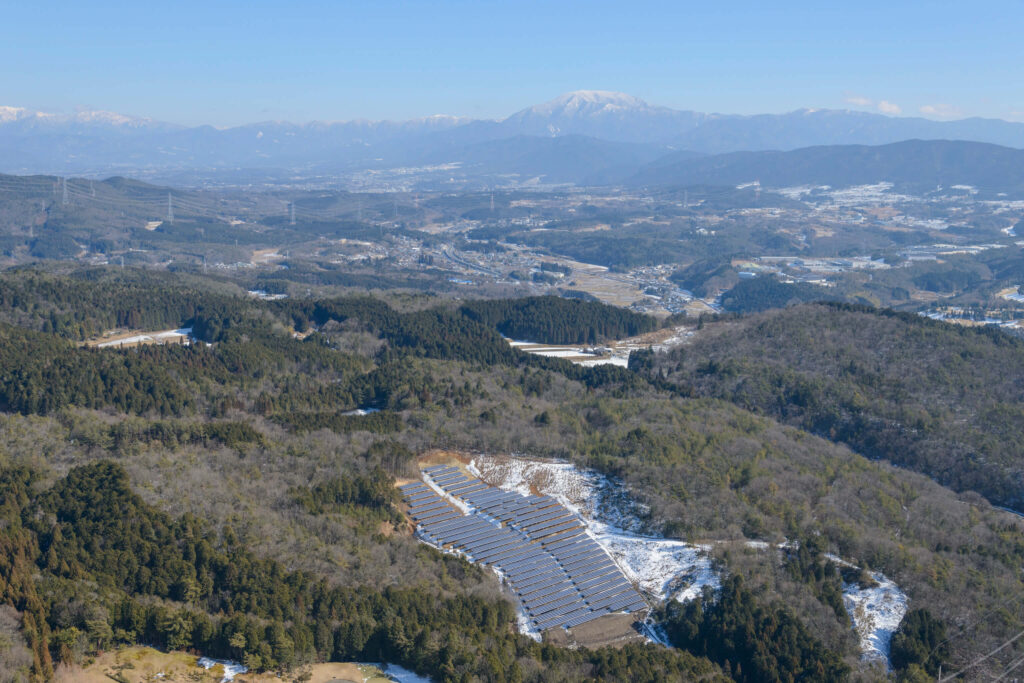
[[402, 468, 648, 631]]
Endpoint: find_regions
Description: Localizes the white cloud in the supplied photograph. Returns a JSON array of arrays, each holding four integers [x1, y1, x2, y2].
[[919, 103, 963, 119], [877, 100, 902, 115], [845, 95, 874, 107]]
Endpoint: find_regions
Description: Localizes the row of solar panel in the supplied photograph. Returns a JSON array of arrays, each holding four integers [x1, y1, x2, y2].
[[407, 472, 646, 629]]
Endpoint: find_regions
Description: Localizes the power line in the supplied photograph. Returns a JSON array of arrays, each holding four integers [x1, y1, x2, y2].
[[939, 629, 1024, 681]]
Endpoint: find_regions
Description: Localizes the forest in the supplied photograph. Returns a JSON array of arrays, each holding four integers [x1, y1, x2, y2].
[[639, 302, 1024, 508], [0, 268, 1022, 681]]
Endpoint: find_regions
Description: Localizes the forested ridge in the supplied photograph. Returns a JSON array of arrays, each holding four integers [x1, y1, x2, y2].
[[0, 268, 1022, 681], [459, 296, 659, 344], [639, 302, 1024, 508]]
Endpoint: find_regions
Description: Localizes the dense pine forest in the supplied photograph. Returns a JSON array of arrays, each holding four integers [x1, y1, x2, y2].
[[0, 268, 1021, 681]]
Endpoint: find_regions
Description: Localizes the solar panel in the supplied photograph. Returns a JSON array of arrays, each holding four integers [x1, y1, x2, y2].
[[520, 514, 574, 531], [561, 552, 609, 571], [425, 517, 473, 535], [541, 529, 584, 545], [530, 592, 581, 614], [509, 566, 554, 583], [505, 563, 554, 581], [543, 534, 584, 550], [433, 524, 486, 542], [503, 554, 551, 572], [519, 580, 565, 598], [534, 600, 581, 620], [605, 595, 641, 612], [511, 505, 556, 520], [476, 495, 518, 510], [412, 509, 452, 522], [528, 585, 578, 604], [465, 490, 506, 505], [450, 482, 487, 494], [414, 505, 456, 518], [573, 570, 620, 591], [587, 590, 637, 613], [471, 538, 523, 556], [445, 527, 497, 545], [586, 584, 634, 605], [517, 572, 563, 590], [562, 611, 602, 628], [503, 554, 546, 570], [420, 512, 459, 525], [557, 605, 595, 623], [408, 499, 447, 511]]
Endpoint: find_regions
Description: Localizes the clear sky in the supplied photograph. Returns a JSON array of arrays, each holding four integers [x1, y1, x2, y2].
[[2, 0, 1021, 127]]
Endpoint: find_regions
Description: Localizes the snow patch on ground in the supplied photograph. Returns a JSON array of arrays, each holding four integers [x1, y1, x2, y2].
[[590, 529, 718, 602], [842, 572, 908, 668], [362, 662, 434, 683], [197, 657, 247, 682]]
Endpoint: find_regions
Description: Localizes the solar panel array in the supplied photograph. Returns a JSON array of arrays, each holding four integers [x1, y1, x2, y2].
[[399, 465, 647, 631]]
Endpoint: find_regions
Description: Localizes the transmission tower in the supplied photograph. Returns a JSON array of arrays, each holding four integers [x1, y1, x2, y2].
[[167, 193, 174, 224], [289, 202, 296, 226], [490, 192, 495, 212], [61, 177, 68, 205]]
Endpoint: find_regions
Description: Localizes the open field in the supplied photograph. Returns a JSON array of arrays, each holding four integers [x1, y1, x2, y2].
[[80, 327, 193, 349], [56, 646, 406, 683]]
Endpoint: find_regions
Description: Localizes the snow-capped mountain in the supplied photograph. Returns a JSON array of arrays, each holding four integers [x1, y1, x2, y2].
[[3, 92, 1024, 179], [498, 90, 708, 143]]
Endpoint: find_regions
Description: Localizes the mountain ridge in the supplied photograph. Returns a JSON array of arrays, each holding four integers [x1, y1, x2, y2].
[[4, 91, 1024, 178]]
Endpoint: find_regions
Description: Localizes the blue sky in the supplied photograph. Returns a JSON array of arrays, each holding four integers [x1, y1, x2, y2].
[[1, 0, 1021, 126]]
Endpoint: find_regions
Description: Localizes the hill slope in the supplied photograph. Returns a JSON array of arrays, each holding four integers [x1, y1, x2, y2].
[[640, 303, 1024, 508]]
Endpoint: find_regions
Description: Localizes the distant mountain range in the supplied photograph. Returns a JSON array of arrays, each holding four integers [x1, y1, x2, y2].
[[626, 140, 1024, 195], [3, 91, 1024, 190]]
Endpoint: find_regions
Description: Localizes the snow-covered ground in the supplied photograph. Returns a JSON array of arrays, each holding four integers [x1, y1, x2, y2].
[[841, 571, 908, 668], [197, 657, 247, 682]]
